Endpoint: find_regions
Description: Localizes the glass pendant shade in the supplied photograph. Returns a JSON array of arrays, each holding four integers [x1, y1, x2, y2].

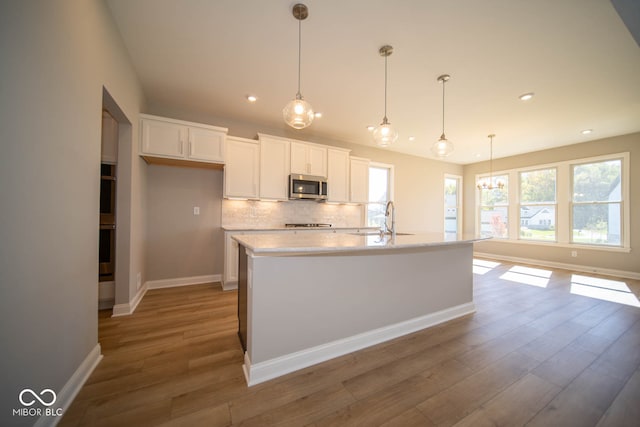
[[431, 134, 454, 157], [373, 118, 398, 147], [283, 94, 314, 129]]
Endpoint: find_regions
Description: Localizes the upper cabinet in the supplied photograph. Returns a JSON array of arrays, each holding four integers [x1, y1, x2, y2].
[[327, 148, 351, 203], [140, 114, 227, 166], [224, 136, 260, 199], [259, 134, 290, 200], [350, 156, 370, 204], [290, 141, 327, 177], [101, 110, 118, 164]]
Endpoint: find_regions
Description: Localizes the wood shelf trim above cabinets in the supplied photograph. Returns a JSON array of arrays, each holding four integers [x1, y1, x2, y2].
[[141, 156, 224, 170]]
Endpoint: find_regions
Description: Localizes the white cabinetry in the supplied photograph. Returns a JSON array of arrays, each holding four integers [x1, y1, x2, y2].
[[350, 156, 370, 204], [259, 134, 290, 200], [101, 110, 118, 164], [140, 114, 227, 165], [224, 232, 241, 289], [290, 141, 327, 177], [327, 148, 351, 203], [224, 136, 260, 199]]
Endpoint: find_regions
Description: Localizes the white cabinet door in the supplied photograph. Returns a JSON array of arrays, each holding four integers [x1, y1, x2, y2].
[[224, 137, 259, 199], [140, 114, 228, 165], [327, 148, 350, 203], [223, 232, 240, 289], [290, 141, 327, 176], [101, 111, 118, 164], [350, 157, 370, 204], [141, 118, 186, 159], [308, 144, 327, 177], [290, 142, 308, 175], [188, 126, 225, 162], [259, 135, 290, 200]]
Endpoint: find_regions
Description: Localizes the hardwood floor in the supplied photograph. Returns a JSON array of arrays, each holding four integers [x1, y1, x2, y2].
[[60, 259, 640, 426]]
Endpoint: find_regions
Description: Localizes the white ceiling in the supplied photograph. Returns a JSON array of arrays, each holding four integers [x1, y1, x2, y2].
[[106, 0, 640, 164]]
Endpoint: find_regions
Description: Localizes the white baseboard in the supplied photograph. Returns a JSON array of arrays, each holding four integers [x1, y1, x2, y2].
[[36, 344, 102, 427], [474, 252, 640, 280], [112, 281, 147, 317], [243, 302, 475, 386], [222, 280, 238, 291], [146, 274, 221, 290]]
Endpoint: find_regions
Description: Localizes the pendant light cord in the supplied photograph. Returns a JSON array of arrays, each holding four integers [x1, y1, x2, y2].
[[297, 17, 302, 97], [441, 79, 446, 135], [383, 53, 388, 122]]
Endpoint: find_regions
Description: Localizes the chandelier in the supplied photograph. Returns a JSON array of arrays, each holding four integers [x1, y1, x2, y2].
[[477, 134, 504, 190]]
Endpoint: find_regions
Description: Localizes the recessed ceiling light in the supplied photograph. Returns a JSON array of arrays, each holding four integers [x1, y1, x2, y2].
[[581, 129, 593, 135], [408, 136, 416, 142], [314, 112, 322, 118], [519, 92, 534, 101], [246, 95, 257, 103], [366, 125, 375, 131]]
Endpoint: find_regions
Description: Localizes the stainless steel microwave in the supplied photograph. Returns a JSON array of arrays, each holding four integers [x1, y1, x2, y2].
[[289, 174, 328, 200]]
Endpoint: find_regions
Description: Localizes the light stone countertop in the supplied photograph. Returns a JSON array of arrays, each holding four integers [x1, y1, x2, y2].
[[222, 225, 380, 232], [232, 232, 488, 255]]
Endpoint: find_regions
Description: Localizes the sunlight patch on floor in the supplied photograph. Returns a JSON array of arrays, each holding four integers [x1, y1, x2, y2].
[[500, 265, 552, 288], [473, 259, 501, 275], [570, 274, 640, 307]]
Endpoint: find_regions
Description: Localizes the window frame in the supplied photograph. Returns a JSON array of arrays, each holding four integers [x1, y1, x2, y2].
[[366, 162, 395, 228], [570, 157, 624, 247], [474, 152, 630, 252], [518, 167, 558, 242], [444, 174, 463, 238]]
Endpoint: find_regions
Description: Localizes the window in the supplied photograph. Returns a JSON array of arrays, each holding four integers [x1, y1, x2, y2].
[[571, 159, 622, 246], [519, 168, 557, 241], [444, 175, 462, 239], [478, 174, 509, 238], [474, 152, 629, 250], [367, 163, 393, 228]]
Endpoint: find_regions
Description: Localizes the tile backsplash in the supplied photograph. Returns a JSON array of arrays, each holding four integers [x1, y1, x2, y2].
[[222, 199, 364, 228]]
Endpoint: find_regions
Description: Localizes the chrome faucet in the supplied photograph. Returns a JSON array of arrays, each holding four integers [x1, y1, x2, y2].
[[384, 200, 396, 237]]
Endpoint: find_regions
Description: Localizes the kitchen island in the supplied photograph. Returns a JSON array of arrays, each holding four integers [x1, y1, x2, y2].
[[233, 232, 486, 386]]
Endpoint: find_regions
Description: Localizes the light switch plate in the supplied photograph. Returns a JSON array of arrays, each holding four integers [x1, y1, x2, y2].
[[193, 206, 200, 215]]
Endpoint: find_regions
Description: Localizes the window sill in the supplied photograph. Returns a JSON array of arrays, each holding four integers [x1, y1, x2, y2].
[[479, 238, 631, 253]]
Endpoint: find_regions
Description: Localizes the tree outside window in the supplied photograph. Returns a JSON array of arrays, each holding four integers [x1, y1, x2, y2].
[[572, 159, 622, 246], [520, 168, 557, 241], [478, 175, 508, 238]]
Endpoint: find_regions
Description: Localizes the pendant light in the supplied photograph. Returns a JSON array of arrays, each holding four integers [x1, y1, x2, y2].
[[283, 3, 314, 129], [477, 134, 504, 190], [372, 45, 398, 147], [431, 74, 454, 158]]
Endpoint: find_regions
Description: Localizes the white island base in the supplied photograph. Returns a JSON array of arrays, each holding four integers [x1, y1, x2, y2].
[[235, 233, 480, 386]]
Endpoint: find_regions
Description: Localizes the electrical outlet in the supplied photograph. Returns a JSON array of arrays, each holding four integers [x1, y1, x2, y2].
[[571, 250, 578, 257], [193, 206, 200, 215]]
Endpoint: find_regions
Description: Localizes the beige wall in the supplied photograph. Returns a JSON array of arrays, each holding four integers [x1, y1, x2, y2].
[[146, 165, 223, 281], [0, 0, 145, 423], [463, 132, 640, 276]]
